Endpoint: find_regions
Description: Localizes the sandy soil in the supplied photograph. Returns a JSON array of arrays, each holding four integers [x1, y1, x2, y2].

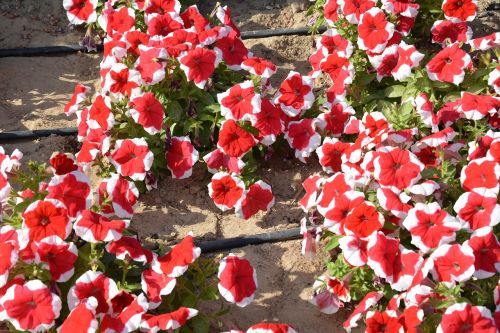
[[0, 0, 498, 331]]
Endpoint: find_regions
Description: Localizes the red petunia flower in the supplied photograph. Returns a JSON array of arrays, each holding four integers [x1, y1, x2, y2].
[[373, 146, 424, 190], [34, 236, 77, 282], [179, 47, 221, 88], [141, 307, 198, 332], [98, 173, 139, 219], [218, 254, 257, 307], [457, 92, 500, 120], [344, 201, 383, 238], [316, 173, 354, 214], [453, 189, 500, 230], [213, 30, 248, 70], [343, 291, 384, 332], [252, 98, 284, 146], [58, 297, 98, 333], [241, 57, 277, 78], [151, 233, 201, 277], [49, 152, 78, 175], [320, 53, 355, 83], [146, 12, 183, 37], [64, 83, 91, 116], [338, 0, 377, 24], [366, 232, 402, 281], [103, 63, 141, 99], [442, 0, 477, 22], [203, 148, 246, 174], [63, 0, 98, 24], [460, 157, 500, 194], [467, 32, 500, 51], [129, 92, 165, 135], [141, 267, 176, 309], [390, 247, 424, 291], [370, 42, 424, 81], [235, 181, 275, 220], [426, 43, 471, 85], [180, 5, 209, 32], [324, 191, 365, 234], [247, 323, 298, 333], [488, 65, 500, 94], [100, 6, 135, 37], [217, 119, 257, 158], [135, 45, 168, 85], [67, 270, 119, 314], [299, 174, 324, 212], [285, 118, 324, 163], [46, 170, 92, 218], [0, 242, 17, 288], [324, 0, 340, 25], [414, 93, 439, 131], [218, 81, 261, 122], [381, 0, 419, 17], [274, 71, 315, 117], [110, 138, 154, 181], [366, 310, 403, 333], [0, 280, 61, 332], [216, 5, 240, 36], [74, 210, 129, 243], [339, 235, 368, 267], [318, 102, 355, 137], [208, 172, 245, 211], [145, 0, 180, 15], [316, 137, 351, 174], [106, 236, 153, 264], [431, 20, 472, 46], [316, 28, 354, 58], [357, 8, 395, 53], [430, 243, 475, 286], [165, 136, 199, 179], [464, 227, 500, 279], [310, 275, 351, 314], [402, 202, 461, 253], [22, 199, 71, 242], [377, 187, 412, 218], [437, 303, 497, 333], [88, 94, 115, 131]]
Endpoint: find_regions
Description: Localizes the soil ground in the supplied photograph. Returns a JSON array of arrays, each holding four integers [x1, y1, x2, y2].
[[0, 0, 498, 331]]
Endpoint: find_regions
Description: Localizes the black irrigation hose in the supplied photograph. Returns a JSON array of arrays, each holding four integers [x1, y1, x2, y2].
[[197, 227, 301, 253], [0, 127, 78, 142], [0, 26, 324, 58]]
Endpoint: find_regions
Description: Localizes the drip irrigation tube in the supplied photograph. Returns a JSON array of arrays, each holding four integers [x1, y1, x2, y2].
[[0, 127, 78, 142], [196, 227, 301, 253], [0, 26, 325, 58]]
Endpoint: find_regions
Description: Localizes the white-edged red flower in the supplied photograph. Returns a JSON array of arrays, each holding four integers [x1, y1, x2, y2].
[[22, 199, 71, 242], [457, 92, 500, 120], [310, 275, 350, 314], [426, 43, 471, 85], [437, 303, 497, 333], [369, 42, 423, 81], [365, 310, 403, 333], [460, 157, 500, 194], [103, 63, 141, 99], [402, 202, 461, 253], [203, 148, 246, 174], [106, 236, 153, 264], [488, 65, 500, 94], [165, 136, 199, 179], [63, 0, 98, 24], [464, 227, 500, 279], [344, 201, 384, 238], [252, 98, 284, 146], [88, 94, 115, 131], [316, 137, 351, 174], [442, 0, 477, 22], [179, 47, 222, 88], [274, 71, 314, 117], [357, 8, 395, 53], [34, 236, 77, 282], [323, 190, 364, 234], [129, 92, 165, 135], [467, 32, 500, 51], [453, 189, 500, 230], [208, 172, 245, 211], [338, 0, 377, 24], [141, 267, 177, 308], [381, 0, 419, 17], [141, 307, 198, 333], [64, 83, 91, 116], [100, 293, 149, 333], [246, 323, 298, 333], [285, 118, 324, 163], [377, 187, 412, 219], [430, 243, 475, 286], [342, 291, 384, 332], [135, 45, 168, 85], [235, 181, 274, 220], [218, 253, 257, 307], [67, 270, 119, 314], [58, 297, 98, 333], [98, 173, 139, 218], [241, 57, 277, 78], [0, 242, 18, 288], [218, 81, 261, 122], [213, 30, 248, 69], [146, 12, 183, 37], [299, 174, 324, 212], [373, 146, 424, 190], [431, 20, 472, 46], [110, 138, 154, 181], [217, 119, 257, 158], [74, 210, 129, 243], [46, 170, 92, 218], [151, 233, 201, 277], [339, 235, 368, 267], [317, 28, 354, 58], [0, 280, 61, 332]]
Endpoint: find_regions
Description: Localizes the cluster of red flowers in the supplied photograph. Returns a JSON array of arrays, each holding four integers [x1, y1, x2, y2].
[[297, 0, 500, 332], [0, 148, 264, 331]]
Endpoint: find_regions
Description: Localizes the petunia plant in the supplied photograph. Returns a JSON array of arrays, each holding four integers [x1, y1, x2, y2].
[[0, 148, 262, 332], [297, 0, 500, 332]]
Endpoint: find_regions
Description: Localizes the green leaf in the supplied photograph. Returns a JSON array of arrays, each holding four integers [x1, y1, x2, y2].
[[166, 101, 184, 122], [324, 235, 341, 251], [384, 85, 406, 98], [191, 316, 210, 333]]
